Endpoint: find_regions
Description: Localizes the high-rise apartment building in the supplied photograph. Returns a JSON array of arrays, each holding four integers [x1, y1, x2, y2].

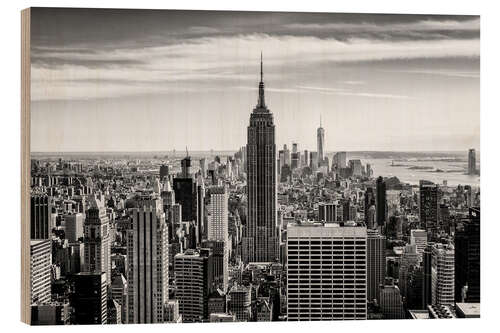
[[287, 222, 367, 321], [243, 55, 278, 263], [431, 243, 455, 306], [126, 194, 169, 323], [83, 194, 111, 284]]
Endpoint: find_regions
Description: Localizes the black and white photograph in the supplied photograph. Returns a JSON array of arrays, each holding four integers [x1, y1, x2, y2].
[[21, 6, 480, 325]]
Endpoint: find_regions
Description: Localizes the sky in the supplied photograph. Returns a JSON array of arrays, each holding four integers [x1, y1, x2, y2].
[[30, 8, 480, 152]]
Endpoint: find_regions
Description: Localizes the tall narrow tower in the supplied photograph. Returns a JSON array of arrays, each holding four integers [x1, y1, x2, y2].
[[242, 53, 278, 263], [317, 115, 325, 164], [83, 194, 111, 285]]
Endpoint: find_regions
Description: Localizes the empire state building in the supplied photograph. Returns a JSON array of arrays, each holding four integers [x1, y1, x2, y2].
[[242, 54, 278, 263]]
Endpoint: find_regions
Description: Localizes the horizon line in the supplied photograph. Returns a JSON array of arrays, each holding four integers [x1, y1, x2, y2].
[[30, 149, 479, 154]]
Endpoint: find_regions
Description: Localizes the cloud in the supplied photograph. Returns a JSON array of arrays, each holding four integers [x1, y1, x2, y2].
[[380, 69, 479, 78], [31, 33, 479, 101], [296, 85, 412, 100], [341, 80, 366, 85], [285, 18, 479, 31]]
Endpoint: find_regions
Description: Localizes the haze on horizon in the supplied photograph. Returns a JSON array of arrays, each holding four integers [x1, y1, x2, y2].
[[30, 8, 480, 153]]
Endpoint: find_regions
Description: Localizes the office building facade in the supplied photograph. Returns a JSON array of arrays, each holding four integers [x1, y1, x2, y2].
[[287, 223, 367, 321], [126, 194, 169, 323]]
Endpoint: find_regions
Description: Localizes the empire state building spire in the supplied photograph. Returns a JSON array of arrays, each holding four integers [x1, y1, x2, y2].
[[257, 52, 266, 109], [244, 51, 277, 264]]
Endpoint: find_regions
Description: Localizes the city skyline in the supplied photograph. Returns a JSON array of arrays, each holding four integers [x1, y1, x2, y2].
[[30, 8, 479, 152], [24, 8, 480, 325]]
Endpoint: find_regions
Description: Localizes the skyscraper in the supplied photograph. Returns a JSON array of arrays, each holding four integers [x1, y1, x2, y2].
[[367, 229, 386, 303], [286, 222, 367, 321], [31, 195, 52, 239], [206, 185, 229, 291], [468, 148, 476, 175], [83, 194, 111, 285], [72, 272, 108, 324], [64, 212, 83, 243], [196, 175, 205, 245], [419, 181, 440, 237], [376, 176, 386, 227], [317, 115, 325, 164], [283, 144, 291, 166], [422, 244, 433, 307], [207, 186, 228, 241], [174, 249, 214, 322], [159, 164, 169, 181], [431, 243, 455, 306], [111, 273, 128, 324], [399, 244, 420, 301], [455, 207, 480, 303], [379, 278, 405, 319], [333, 152, 347, 169], [309, 151, 318, 170], [350, 159, 363, 177], [364, 187, 376, 227], [126, 194, 169, 323], [243, 54, 278, 263], [30, 239, 52, 304], [228, 284, 252, 322], [173, 177, 196, 223], [181, 153, 191, 178], [410, 229, 427, 260], [199, 158, 207, 178]]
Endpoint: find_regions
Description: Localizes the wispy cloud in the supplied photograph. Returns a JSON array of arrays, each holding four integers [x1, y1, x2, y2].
[[296, 85, 412, 100], [379, 69, 480, 78], [284, 18, 479, 33]]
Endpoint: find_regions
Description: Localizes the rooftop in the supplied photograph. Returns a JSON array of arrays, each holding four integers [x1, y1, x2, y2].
[[288, 222, 367, 238], [456, 303, 480, 317]]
